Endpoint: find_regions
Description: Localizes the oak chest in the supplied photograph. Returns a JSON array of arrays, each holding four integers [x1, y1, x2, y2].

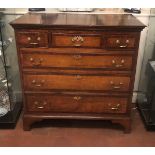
[[11, 13, 145, 132]]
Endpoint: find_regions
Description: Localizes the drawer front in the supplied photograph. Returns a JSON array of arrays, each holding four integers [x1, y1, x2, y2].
[[23, 74, 130, 91], [106, 34, 136, 49], [26, 94, 128, 114], [16, 31, 48, 48], [21, 53, 133, 70], [52, 33, 101, 48]]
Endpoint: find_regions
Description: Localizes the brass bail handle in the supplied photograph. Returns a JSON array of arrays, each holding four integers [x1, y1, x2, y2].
[[110, 81, 124, 89], [27, 36, 40, 45], [116, 39, 129, 48], [34, 101, 47, 109], [31, 79, 45, 87], [71, 36, 84, 47], [112, 59, 125, 68], [73, 96, 82, 101], [30, 58, 43, 66], [111, 104, 120, 110]]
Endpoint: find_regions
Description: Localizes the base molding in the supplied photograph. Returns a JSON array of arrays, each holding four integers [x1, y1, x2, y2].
[[23, 113, 131, 133]]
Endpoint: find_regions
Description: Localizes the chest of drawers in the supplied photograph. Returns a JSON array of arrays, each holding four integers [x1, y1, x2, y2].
[[11, 13, 145, 133]]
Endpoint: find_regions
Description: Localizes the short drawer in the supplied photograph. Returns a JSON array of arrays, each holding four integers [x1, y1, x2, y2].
[[52, 33, 101, 48], [25, 93, 128, 114], [21, 53, 133, 70], [105, 34, 137, 49], [16, 31, 48, 48], [23, 74, 131, 91]]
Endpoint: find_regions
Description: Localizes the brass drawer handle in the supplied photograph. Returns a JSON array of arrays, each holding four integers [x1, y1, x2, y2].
[[111, 104, 120, 110], [30, 58, 43, 66], [73, 96, 82, 101], [116, 39, 129, 48], [112, 59, 125, 68], [31, 80, 45, 87], [34, 101, 47, 109], [110, 81, 124, 89], [71, 36, 84, 47]]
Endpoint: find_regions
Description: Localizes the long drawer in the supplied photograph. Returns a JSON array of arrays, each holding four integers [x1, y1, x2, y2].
[[21, 53, 133, 70], [23, 74, 131, 91], [25, 93, 128, 114]]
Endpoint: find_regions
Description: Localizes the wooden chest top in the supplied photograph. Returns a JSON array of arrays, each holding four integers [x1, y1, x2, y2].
[[10, 13, 145, 30]]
